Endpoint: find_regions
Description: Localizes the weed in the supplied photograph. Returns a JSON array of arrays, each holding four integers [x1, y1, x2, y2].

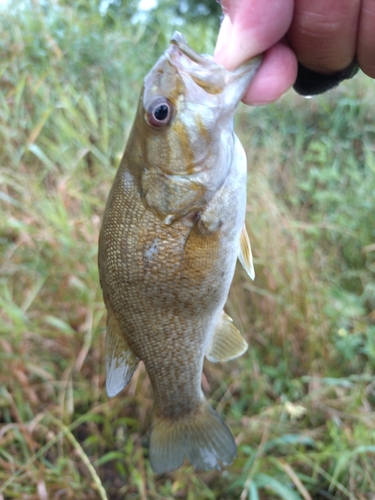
[[1, 2, 374, 499]]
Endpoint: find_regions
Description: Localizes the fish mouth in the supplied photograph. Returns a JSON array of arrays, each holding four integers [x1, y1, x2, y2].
[[170, 31, 213, 68], [167, 31, 262, 99]]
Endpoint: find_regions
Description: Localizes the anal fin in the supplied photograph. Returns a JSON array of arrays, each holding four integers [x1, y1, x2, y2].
[[206, 312, 248, 363], [105, 308, 140, 397], [238, 224, 255, 280]]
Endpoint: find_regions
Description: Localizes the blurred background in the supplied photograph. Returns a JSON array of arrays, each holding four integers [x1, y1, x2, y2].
[[1, 1, 375, 498]]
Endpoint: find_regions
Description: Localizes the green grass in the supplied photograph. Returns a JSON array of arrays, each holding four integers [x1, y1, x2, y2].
[[1, 2, 375, 499]]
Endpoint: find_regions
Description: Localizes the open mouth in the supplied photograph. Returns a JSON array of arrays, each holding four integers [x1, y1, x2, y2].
[[167, 31, 263, 98], [167, 31, 228, 95]]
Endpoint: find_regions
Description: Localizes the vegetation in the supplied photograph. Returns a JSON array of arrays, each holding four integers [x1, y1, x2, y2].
[[1, 1, 374, 498]]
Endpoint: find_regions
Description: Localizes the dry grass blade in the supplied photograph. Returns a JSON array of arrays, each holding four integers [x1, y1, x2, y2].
[[277, 460, 312, 500], [51, 417, 108, 500]]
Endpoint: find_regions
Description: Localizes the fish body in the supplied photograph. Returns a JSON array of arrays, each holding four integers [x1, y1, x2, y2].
[[98, 32, 261, 473]]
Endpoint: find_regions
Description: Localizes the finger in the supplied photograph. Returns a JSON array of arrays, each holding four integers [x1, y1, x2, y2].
[[357, 0, 375, 77], [241, 43, 298, 105], [214, 0, 293, 70], [287, 0, 361, 73]]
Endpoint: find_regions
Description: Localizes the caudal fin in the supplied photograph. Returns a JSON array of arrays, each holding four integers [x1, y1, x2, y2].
[[149, 399, 236, 473]]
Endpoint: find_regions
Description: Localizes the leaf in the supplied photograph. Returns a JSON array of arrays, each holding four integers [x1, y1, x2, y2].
[[248, 481, 260, 500], [44, 316, 75, 334], [94, 451, 124, 467], [28, 144, 56, 171], [255, 473, 303, 500], [263, 434, 316, 453]]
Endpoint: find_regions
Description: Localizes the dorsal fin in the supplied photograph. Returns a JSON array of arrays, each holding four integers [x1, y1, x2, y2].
[[238, 224, 255, 280], [105, 309, 139, 397], [205, 312, 248, 363]]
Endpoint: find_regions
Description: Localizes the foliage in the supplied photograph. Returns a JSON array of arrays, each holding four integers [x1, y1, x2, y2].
[[1, 1, 374, 499], [104, 0, 221, 24]]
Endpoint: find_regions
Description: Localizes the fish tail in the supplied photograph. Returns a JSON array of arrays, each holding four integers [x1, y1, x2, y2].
[[149, 399, 236, 473]]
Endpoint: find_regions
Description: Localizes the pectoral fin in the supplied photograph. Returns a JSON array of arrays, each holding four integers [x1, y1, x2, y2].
[[206, 312, 248, 363], [238, 224, 255, 280], [105, 309, 140, 397]]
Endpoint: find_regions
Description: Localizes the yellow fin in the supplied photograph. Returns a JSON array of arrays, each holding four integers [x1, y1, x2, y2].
[[105, 309, 139, 397], [149, 398, 236, 473], [238, 224, 255, 280], [206, 312, 248, 363]]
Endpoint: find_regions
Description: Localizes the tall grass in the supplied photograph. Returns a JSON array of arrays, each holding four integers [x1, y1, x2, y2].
[[1, 2, 374, 499]]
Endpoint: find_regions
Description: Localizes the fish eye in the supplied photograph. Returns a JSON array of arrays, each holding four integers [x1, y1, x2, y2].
[[146, 97, 173, 128]]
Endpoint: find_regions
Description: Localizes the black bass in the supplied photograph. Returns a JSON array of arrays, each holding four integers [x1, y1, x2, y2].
[[98, 31, 261, 473]]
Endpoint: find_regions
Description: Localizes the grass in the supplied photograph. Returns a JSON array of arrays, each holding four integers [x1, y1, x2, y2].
[[1, 1, 375, 499]]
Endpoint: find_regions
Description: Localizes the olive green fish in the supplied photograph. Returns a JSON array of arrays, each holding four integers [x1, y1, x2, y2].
[[98, 32, 261, 473]]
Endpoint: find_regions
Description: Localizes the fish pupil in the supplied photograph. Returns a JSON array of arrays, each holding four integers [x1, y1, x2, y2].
[[154, 104, 169, 121], [146, 97, 172, 128]]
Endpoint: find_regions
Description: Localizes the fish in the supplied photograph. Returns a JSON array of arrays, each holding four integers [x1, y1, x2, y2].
[[98, 31, 261, 474]]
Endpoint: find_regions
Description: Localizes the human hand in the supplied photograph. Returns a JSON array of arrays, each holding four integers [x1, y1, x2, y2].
[[214, 0, 297, 104], [214, 0, 375, 104]]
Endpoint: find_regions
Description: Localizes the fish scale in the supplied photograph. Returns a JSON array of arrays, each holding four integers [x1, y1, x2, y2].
[[98, 31, 261, 473]]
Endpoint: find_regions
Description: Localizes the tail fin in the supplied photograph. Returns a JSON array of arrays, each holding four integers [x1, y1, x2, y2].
[[149, 399, 236, 473]]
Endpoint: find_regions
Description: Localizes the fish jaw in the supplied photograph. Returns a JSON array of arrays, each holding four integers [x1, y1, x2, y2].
[[168, 31, 262, 109]]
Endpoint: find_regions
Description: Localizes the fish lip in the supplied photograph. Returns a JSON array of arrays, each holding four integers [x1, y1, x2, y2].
[[169, 31, 211, 67], [169, 31, 263, 75], [167, 31, 263, 97]]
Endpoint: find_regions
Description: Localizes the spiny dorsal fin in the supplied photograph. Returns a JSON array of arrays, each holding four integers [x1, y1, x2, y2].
[[105, 309, 139, 397], [205, 312, 248, 363], [238, 224, 255, 280]]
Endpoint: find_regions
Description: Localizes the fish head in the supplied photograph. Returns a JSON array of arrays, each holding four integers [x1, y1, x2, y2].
[[130, 32, 262, 220]]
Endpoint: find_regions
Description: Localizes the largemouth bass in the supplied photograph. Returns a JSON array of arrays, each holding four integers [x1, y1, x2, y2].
[[98, 32, 261, 473]]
